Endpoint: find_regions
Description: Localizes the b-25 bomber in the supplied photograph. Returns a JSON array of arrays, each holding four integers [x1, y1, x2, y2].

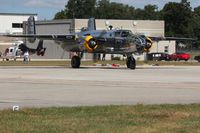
[[6, 16, 156, 69]]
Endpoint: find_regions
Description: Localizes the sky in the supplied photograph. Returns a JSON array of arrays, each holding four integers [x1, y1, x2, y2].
[[0, 0, 199, 20]]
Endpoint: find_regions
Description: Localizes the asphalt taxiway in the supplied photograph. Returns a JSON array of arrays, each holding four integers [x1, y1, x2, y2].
[[0, 65, 200, 109]]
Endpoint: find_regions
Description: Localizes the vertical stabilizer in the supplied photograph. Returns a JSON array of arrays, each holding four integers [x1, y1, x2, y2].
[[27, 16, 36, 43], [36, 40, 43, 51], [87, 18, 96, 31]]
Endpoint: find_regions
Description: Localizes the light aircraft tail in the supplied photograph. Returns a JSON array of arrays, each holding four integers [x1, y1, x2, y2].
[[18, 40, 46, 56], [36, 40, 46, 56], [87, 18, 96, 31]]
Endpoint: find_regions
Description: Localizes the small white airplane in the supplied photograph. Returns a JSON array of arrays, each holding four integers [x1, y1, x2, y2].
[[1, 40, 46, 61]]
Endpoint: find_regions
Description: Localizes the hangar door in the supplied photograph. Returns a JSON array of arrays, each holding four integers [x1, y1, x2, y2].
[[23, 20, 74, 59], [36, 23, 71, 34]]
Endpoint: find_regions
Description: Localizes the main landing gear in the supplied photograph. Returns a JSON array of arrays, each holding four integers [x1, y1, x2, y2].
[[71, 55, 81, 68], [126, 55, 136, 70], [71, 53, 136, 70]]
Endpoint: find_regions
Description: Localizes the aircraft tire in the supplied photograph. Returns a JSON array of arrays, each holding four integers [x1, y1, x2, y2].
[[71, 56, 81, 68], [126, 57, 136, 69], [126, 59, 130, 68]]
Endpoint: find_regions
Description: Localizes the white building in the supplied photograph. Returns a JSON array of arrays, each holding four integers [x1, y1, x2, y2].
[[0, 13, 37, 55], [0, 13, 37, 34]]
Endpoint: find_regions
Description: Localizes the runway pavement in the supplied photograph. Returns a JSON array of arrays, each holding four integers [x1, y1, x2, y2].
[[0, 65, 200, 109]]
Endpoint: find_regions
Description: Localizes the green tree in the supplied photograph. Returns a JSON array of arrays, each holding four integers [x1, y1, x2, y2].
[[63, 0, 96, 18], [134, 5, 159, 20], [83, 0, 97, 18], [143, 5, 159, 20], [106, 2, 131, 19], [96, 0, 135, 19], [95, 0, 110, 19], [193, 6, 200, 47], [65, 0, 83, 18], [162, 0, 193, 37], [54, 10, 67, 19]]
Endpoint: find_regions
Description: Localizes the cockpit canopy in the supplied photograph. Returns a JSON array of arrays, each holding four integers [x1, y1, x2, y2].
[[114, 30, 133, 37]]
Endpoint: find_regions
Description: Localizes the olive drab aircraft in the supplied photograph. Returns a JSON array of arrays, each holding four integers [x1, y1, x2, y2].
[[6, 16, 155, 69]]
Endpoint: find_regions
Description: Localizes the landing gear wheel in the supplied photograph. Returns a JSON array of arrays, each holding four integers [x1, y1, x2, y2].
[[126, 59, 130, 68], [126, 57, 136, 69], [71, 56, 81, 68]]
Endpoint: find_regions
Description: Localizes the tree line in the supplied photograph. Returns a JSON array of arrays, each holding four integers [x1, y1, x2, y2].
[[54, 0, 200, 47]]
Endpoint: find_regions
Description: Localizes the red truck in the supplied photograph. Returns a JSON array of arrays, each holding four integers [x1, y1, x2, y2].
[[168, 52, 190, 61]]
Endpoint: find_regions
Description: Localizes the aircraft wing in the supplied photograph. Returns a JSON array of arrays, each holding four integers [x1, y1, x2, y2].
[[6, 34, 76, 41], [149, 36, 197, 41]]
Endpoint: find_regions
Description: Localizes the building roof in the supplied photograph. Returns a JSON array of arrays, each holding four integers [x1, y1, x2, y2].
[[0, 13, 37, 16]]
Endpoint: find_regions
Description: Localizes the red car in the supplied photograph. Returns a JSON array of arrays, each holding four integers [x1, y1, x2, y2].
[[168, 52, 190, 61]]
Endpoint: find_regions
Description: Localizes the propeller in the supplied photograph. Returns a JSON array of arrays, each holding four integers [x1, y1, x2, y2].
[[137, 35, 153, 53], [144, 37, 153, 52], [84, 35, 98, 53], [83, 30, 108, 61]]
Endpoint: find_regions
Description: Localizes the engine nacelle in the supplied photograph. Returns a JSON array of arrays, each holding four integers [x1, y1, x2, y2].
[[84, 36, 98, 52], [144, 37, 153, 52]]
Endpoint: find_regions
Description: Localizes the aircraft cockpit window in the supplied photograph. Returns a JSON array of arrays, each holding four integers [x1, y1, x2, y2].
[[114, 31, 121, 37], [121, 31, 129, 37], [121, 31, 133, 37], [84, 33, 91, 36]]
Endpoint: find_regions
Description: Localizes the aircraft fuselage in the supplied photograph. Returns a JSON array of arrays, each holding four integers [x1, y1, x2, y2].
[[61, 29, 146, 55]]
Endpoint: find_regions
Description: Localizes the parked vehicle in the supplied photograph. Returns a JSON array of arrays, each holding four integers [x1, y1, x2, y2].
[[194, 55, 200, 62], [147, 52, 170, 61], [168, 52, 190, 61]]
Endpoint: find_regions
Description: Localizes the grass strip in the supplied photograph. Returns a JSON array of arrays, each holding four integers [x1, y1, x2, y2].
[[0, 104, 200, 133]]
